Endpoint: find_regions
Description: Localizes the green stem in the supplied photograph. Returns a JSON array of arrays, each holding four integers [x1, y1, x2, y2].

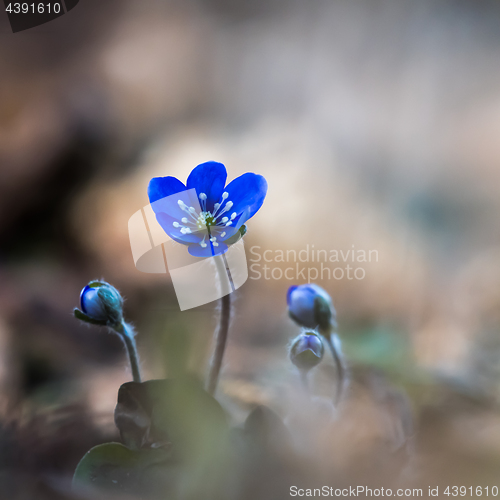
[[300, 370, 310, 395], [321, 328, 346, 405], [114, 322, 142, 383]]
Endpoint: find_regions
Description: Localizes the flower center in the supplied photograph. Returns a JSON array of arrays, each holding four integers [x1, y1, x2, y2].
[[198, 212, 215, 228], [173, 192, 238, 248]]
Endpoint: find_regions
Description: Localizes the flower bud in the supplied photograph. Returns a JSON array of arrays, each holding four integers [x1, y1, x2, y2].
[[77, 281, 123, 326], [287, 284, 336, 331], [290, 331, 324, 371]]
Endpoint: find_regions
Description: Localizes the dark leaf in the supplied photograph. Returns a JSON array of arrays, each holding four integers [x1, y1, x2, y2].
[[72, 442, 174, 497], [244, 405, 290, 453], [115, 378, 228, 460]]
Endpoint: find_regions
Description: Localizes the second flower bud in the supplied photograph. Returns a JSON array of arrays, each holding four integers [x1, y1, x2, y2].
[[290, 331, 325, 372]]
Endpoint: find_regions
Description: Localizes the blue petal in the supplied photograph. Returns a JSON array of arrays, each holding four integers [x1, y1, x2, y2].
[[150, 188, 203, 228], [80, 285, 92, 313], [80, 286, 107, 320], [148, 176, 186, 204], [295, 334, 323, 357], [223, 173, 267, 221], [188, 241, 229, 258], [186, 161, 227, 212], [287, 285, 298, 305], [306, 334, 323, 354], [288, 287, 316, 327]]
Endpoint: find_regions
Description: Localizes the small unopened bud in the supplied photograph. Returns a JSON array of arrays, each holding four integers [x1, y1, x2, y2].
[[287, 284, 336, 331], [290, 331, 324, 372], [76, 281, 123, 326], [74, 280, 141, 382]]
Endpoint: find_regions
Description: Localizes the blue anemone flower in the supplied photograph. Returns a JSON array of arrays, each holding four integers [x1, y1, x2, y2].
[[148, 161, 267, 257]]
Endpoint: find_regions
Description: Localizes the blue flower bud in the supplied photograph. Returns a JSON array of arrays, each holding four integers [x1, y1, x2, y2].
[[287, 284, 336, 331], [78, 281, 123, 326], [290, 331, 324, 371], [74, 281, 141, 382]]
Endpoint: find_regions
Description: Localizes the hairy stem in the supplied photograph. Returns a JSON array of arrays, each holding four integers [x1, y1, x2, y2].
[[115, 322, 142, 383], [207, 293, 231, 395], [206, 253, 233, 396]]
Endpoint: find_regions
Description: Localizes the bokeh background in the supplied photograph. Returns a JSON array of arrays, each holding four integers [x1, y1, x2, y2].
[[2, 0, 500, 498]]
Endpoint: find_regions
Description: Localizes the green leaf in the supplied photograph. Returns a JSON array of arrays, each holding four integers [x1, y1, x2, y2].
[[72, 442, 174, 496], [114, 381, 155, 450], [73, 308, 107, 326], [74, 379, 231, 498], [115, 378, 228, 460], [225, 224, 247, 245]]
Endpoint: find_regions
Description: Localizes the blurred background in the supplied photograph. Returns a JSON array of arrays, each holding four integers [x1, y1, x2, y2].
[[1, 0, 500, 498]]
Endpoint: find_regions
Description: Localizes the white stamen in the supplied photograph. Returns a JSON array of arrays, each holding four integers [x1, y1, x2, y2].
[[213, 242, 219, 247], [221, 232, 226, 237], [182, 217, 188, 223], [222, 192, 228, 200], [173, 222, 180, 227], [214, 200, 233, 220], [231, 212, 237, 220], [212, 202, 221, 217], [210, 237, 217, 242], [198, 193, 208, 212], [221, 217, 228, 223], [178, 201, 198, 222], [226, 221, 233, 226]]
